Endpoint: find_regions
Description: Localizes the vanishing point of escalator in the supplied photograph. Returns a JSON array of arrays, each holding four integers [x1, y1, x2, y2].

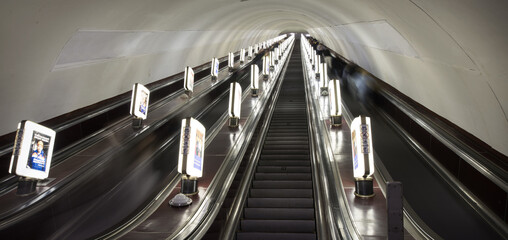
[[236, 42, 316, 240]]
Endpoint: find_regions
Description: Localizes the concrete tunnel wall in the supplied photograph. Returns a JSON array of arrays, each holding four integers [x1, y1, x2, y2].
[[1, 0, 507, 155]]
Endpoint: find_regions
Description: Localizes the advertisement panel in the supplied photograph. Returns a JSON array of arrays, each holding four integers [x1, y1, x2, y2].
[[351, 116, 374, 178], [184, 66, 195, 92], [262, 56, 270, 76], [240, 49, 246, 63], [229, 82, 242, 118], [211, 58, 219, 78], [329, 79, 342, 116], [178, 118, 206, 178], [251, 65, 259, 89], [130, 83, 150, 119], [228, 52, 234, 69], [9, 121, 56, 179], [248, 46, 253, 58]]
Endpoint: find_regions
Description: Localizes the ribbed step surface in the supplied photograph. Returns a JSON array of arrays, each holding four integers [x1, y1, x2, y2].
[[237, 40, 316, 240], [237, 232, 316, 240]]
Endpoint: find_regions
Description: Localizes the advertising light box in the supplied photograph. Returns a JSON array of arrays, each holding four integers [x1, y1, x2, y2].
[[270, 51, 276, 66], [240, 49, 246, 63], [130, 83, 150, 119], [9, 121, 56, 179], [228, 52, 234, 69], [311, 50, 316, 67], [320, 63, 328, 87], [211, 58, 219, 78], [248, 46, 253, 58], [351, 116, 374, 178], [329, 79, 342, 116], [251, 64, 259, 90], [229, 82, 242, 118], [184, 66, 195, 93], [178, 118, 206, 178], [262, 56, 270, 76], [315, 55, 321, 74]]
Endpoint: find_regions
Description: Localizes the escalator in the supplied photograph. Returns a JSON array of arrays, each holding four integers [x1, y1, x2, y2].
[[236, 41, 317, 240], [0, 52, 266, 239]]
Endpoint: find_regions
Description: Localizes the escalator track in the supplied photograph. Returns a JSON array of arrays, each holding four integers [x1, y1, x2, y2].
[[236, 41, 317, 240]]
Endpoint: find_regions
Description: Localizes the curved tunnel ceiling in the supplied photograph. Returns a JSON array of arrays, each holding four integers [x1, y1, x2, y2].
[[1, 0, 507, 154]]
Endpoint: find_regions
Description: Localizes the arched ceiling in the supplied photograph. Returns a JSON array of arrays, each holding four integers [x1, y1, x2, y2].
[[1, 0, 507, 154]]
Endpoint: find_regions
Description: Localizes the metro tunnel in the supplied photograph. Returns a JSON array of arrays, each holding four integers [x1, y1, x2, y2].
[[1, 1, 507, 239]]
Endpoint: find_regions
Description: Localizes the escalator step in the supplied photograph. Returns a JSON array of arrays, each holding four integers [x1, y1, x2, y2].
[[266, 132, 308, 137], [236, 232, 316, 240], [268, 129, 308, 133], [244, 208, 315, 220], [252, 180, 312, 189], [255, 173, 311, 180], [250, 189, 313, 198], [259, 155, 309, 160], [256, 166, 310, 173], [263, 144, 309, 150], [240, 219, 315, 233], [247, 197, 314, 208], [262, 149, 309, 155], [264, 140, 308, 145], [265, 136, 308, 141], [258, 160, 310, 166], [270, 123, 307, 126]]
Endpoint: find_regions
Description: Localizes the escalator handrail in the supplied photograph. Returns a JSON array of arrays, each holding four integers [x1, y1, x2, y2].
[[0, 57, 232, 194], [0, 55, 226, 156], [380, 90, 508, 190], [300, 42, 360, 240], [0, 53, 258, 230], [373, 106, 508, 238], [340, 88, 442, 240], [99, 38, 294, 240]]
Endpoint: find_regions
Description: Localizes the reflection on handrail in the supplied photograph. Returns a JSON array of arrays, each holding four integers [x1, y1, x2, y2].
[[301, 37, 360, 240]]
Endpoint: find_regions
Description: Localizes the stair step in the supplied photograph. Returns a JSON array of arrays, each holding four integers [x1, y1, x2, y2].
[[260, 155, 309, 160], [263, 144, 309, 150], [248, 198, 314, 208], [240, 219, 315, 233], [236, 232, 316, 240], [265, 137, 308, 141], [264, 140, 308, 145], [262, 149, 309, 155], [258, 160, 310, 166], [255, 173, 311, 180], [244, 208, 315, 220], [253, 180, 312, 189], [250, 189, 313, 198], [256, 166, 310, 173]]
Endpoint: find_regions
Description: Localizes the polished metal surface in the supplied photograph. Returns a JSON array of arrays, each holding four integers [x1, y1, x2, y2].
[[0, 53, 259, 239], [111, 40, 295, 240], [376, 107, 508, 238], [383, 91, 508, 192], [175, 39, 295, 240], [301, 42, 359, 240], [218, 39, 299, 240]]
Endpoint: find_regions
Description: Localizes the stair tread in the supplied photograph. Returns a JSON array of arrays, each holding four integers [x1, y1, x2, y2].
[[255, 173, 312, 180], [244, 208, 315, 220], [253, 180, 312, 189], [236, 232, 316, 240], [250, 188, 313, 198], [240, 219, 316, 233]]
